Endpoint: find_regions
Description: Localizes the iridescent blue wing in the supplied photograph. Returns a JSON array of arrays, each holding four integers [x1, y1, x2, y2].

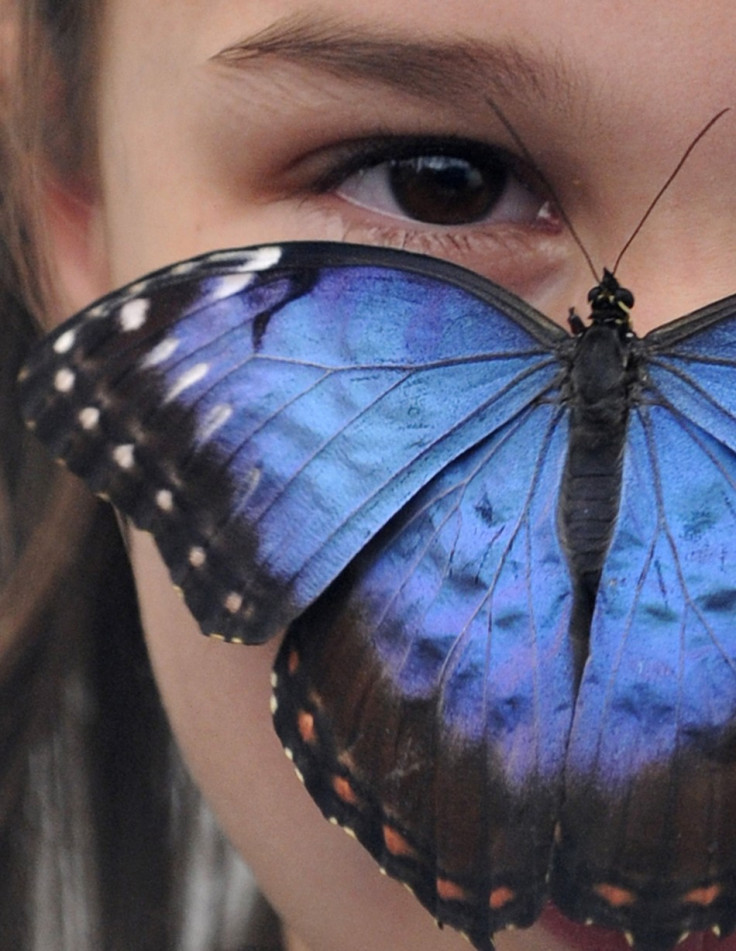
[[18, 242, 567, 647], [273, 395, 576, 949], [554, 296, 736, 949]]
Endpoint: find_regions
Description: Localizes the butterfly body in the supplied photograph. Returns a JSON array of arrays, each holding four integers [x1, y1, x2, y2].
[[559, 270, 638, 667], [17, 242, 736, 951]]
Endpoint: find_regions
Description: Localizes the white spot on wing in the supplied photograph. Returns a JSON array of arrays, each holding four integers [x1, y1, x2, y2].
[[78, 407, 100, 430], [198, 403, 233, 440], [141, 336, 179, 368], [212, 246, 282, 272], [125, 280, 150, 299], [242, 467, 262, 499], [269, 695, 278, 715], [172, 260, 198, 276], [53, 329, 77, 354], [118, 298, 150, 332], [156, 489, 174, 512], [210, 273, 256, 301], [112, 444, 135, 469], [224, 592, 243, 615], [242, 245, 282, 271], [188, 546, 206, 568], [166, 362, 209, 400], [54, 368, 76, 393]]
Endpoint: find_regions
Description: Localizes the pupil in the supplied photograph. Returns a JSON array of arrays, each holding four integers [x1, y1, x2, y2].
[[388, 155, 505, 225]]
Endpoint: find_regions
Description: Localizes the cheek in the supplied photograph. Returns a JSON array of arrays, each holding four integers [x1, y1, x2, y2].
[[128, 531, 287, 842]]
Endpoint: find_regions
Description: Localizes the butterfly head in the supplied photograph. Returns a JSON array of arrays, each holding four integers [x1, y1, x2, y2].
[[587, 269, 635, 332]]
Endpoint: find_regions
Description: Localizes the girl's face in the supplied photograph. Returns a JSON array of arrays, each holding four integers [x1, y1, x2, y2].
[[45, 1, 736, 949]]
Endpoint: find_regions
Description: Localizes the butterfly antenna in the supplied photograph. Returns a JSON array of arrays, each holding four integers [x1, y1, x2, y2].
[[612, 108, 730, 274], [485, 96, 599, 283]]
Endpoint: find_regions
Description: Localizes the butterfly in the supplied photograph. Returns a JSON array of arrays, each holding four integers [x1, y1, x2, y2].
[[17, 240, 736, 951]]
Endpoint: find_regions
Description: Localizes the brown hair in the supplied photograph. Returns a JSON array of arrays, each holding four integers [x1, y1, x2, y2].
[[0, 3, 277, 947]]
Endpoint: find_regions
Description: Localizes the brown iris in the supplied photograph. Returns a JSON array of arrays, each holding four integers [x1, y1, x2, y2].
[[387, 154, 506, 225]]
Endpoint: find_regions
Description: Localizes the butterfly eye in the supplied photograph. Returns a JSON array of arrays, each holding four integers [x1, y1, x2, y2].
[[616, 287, 635, 309]]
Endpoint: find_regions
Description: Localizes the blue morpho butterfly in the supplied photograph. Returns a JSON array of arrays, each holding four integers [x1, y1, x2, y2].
[[16, 234, 736, 951]]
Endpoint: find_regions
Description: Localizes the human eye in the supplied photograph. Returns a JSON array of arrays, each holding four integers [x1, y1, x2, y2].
[[326, 137, 551, 228], [295, 134, 566, 293]]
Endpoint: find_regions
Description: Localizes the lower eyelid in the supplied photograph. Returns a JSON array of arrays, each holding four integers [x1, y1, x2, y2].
[[295, 195, 568, 297]]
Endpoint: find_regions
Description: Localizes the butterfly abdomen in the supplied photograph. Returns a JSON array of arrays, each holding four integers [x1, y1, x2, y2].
[[559, 321, 632, 659]]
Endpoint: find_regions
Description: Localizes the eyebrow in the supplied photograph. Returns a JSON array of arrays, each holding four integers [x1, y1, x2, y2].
[[211, 12, 580, 109]]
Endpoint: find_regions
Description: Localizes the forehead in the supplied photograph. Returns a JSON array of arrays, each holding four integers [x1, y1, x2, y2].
[[98, 0, 736, 121]]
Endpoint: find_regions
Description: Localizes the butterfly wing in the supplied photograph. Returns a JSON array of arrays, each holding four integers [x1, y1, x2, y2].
[[273, 395, 577, 949], [553, 296, 736, 949], [18, 242, 567, 646]]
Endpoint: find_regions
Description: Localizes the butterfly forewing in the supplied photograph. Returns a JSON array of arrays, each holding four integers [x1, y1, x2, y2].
[[643, 295, 736, 456], [19, 243, 566, 645]]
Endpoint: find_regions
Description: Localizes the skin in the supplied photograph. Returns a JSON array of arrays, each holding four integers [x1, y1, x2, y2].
[[40, 1, 736, 949]]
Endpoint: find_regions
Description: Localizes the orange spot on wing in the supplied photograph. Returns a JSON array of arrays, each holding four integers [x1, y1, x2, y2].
[[287, 649, 300, 675], [593, 883, 637, 908], [383, 825, 417, 859], [332, 774, 360, 806], [489, 886, 516, 910], [297, 710, 316, 744], [437, 878, 470, 902], [683, 884, 722, 907]]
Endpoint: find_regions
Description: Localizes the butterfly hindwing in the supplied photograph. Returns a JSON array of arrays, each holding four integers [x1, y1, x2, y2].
[[273, 395, 577, 948], [18, 242, 567, 645]]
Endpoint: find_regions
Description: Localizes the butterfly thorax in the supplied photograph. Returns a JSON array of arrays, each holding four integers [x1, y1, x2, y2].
[[559, 271, 637, 671]]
